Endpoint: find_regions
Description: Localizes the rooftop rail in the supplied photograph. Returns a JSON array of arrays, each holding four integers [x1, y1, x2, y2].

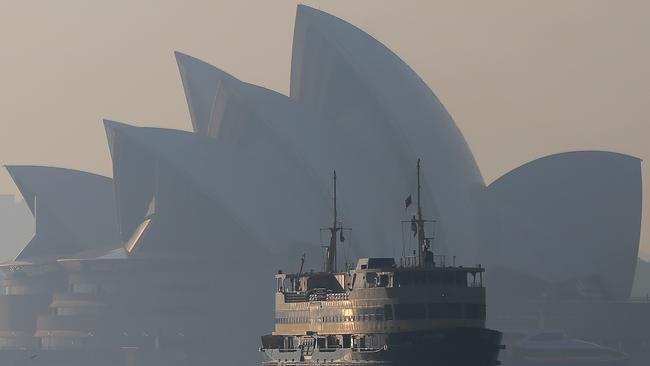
[[399, 255, 452, 268]]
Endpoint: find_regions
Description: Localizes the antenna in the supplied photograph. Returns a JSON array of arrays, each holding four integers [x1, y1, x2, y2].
[[297, 253, 306, 277], [295, 253, 306, 291]]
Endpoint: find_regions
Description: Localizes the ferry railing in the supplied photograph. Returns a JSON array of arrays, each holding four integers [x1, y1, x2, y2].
[[308, 292, 327, 301], [353, 345, 389, 352], [307, 292, 349, 302], [399, 255, 449, 268], [326, 292, 349, 301], [399, 256, 418, 268], [276, 348, 301, 353], [284, 293, 308, 303], [315, 347, 343, 352], [434, 254, 447, 267]]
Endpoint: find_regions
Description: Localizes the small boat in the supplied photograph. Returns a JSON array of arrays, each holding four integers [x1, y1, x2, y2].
[[501, 329, 628, 366]]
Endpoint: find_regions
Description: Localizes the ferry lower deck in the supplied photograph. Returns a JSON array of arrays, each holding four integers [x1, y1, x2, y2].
[[262, 327, 502, 366]]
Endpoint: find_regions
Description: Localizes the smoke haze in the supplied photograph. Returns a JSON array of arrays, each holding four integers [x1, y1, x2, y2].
[[0, 0, 648, 256]]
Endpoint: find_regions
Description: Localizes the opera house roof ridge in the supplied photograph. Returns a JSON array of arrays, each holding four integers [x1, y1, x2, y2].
[[174, 51, 306, 143], [5, 164, 112, 209], [489, 150, 641, 186]]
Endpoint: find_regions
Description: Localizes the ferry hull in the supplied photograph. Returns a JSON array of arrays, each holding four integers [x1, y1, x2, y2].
[[262, 327, 503, 366], [367, 327, 502, 366]]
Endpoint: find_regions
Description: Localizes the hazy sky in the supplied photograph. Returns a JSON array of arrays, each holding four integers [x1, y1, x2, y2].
[[0, 1, 648, 255]]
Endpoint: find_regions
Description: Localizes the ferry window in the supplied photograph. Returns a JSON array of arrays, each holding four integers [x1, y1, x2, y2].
[[353, 336, 366, 349], [375, 307, 385, 321], [464, 304, 486, 320], [384, 305, 394, 320], [428, 303, 462, 319], [394, 304, 426, 320], [368, 258, 395, 268], [378, 274, 390, 287], [327, 335, 340, 348], [365, 272, 377, 288], [396, 271, 428, 286], [343, 334, 351, 348], [355, 307, 385, 321]]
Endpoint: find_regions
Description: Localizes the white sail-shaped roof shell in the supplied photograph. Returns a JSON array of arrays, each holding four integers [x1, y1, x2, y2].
[[4, 166, 119, 261], [485, 151, 642, 300], [175, 52, 240, 136], [289, 5, 485, 262], [104, 120, 330, 264], [175, 52, 457, 263]]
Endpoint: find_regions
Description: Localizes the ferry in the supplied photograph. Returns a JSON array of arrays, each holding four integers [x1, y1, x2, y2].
[[260, 160, 503, 365]]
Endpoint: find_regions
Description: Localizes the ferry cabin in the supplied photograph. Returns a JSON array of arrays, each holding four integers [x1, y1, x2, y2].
[[272, 257, 486, 348]]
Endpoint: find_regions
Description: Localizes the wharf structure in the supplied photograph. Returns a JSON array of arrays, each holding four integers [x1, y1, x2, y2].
[[0, 165, 273, 365]]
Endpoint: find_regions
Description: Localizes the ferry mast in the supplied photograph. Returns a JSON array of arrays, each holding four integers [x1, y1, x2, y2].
[[324, 171, 349, 273], [325, 171, 340, 273], [415, 158, 433, 267]]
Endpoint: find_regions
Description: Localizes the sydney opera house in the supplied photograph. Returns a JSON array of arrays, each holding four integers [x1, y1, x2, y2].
[[0, 5, 647, 366]]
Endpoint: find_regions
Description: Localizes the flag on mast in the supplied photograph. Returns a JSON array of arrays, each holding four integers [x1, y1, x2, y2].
[[405, 194, 412, 208], [410, 215, 418, 237]]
